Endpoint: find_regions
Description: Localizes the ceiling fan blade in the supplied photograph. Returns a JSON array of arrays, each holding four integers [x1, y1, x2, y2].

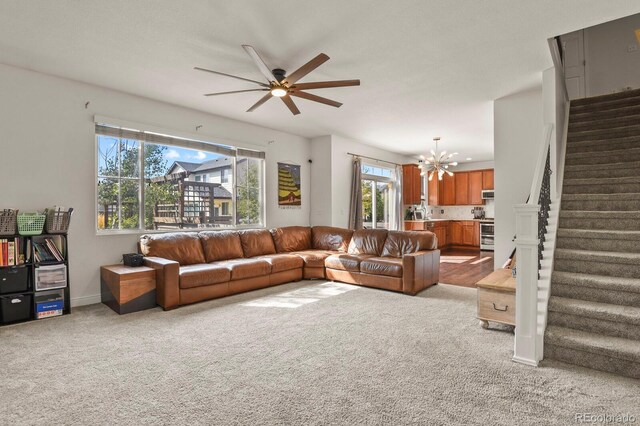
[[283, 53, 330, 85], [291, 80, 360, 90], [246, 93, 273, 112], [242, 45, 277, 83], [194, 67, 268, 87], [281, 95, 301, 115], [204, 89, 269, 97], [289, 90, 342, 108]]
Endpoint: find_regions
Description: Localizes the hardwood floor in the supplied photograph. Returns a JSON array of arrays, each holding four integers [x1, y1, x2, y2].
[[439, 249, 494, 288]]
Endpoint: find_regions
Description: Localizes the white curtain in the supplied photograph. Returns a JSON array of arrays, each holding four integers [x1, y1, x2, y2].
[[390, 164, 403, 230]]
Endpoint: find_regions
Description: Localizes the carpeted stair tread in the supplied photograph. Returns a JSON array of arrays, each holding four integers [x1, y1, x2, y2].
[[569, 113, 640, 132], [545, 325, 640, 363], [562, 177, 640, 194], [557, 228, 640, 252], [570, 104, 640, 123], [564, 161, 640, 172], [548, 296, 640, 327], [564, 176, 640, 186], [566, 146, 640, 160], [555, 248, 640, 266], [560, 210, 640, 220], [570, 87, 640, 105], [552, 271, 640, 295], [567, 137, 640, 154], [567, 124, 640, 143], [557, 228, 640, 241], [564, 163, 640, 180]]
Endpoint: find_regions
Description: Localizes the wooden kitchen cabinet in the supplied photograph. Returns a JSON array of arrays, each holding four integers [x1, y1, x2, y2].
[[423, 168, 493, 206], [468, 171, 484, 205], [473, 222, 480, 246], [449, 221, 463, 245], [482, 169, 494, 190], [462, 221, 475, 246], [454, 172, 469, 205], [425, 222, 447, 249], [427, 176, 439, 206], [402, 164, 422, 205], [404, 221, 425, 231], [441, 173, 456, 205]]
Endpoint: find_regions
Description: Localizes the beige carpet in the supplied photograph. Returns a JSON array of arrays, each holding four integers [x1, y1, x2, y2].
[[1, 281, 638, 425]]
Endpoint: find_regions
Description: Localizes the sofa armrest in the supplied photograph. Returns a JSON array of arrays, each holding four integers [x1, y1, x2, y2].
[[144, 256, 180, 310], [401, 250, 440, 295]]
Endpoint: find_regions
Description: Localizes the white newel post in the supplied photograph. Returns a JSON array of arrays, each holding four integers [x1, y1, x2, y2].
[[512, 204, 541, 366]]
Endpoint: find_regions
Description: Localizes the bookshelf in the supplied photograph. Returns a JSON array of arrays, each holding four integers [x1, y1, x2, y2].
[[0, 233, 70, 325]]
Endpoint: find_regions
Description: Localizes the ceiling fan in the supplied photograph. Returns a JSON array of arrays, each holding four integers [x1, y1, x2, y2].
[[194, 45, 360, 115]]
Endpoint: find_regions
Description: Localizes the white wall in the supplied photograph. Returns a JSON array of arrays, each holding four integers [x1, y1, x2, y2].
[[584, 13, 640, 96], [0, 63, 311, 306], [494, 88, 544, 269], [309, 136, 332, 226]]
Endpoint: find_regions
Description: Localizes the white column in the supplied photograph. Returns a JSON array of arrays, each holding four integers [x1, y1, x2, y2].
[[512, 204, 541, 366]]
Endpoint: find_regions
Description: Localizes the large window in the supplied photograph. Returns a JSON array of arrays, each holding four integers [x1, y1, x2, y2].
[[96, 123, 265, 233], [361, 164, 395, 229]]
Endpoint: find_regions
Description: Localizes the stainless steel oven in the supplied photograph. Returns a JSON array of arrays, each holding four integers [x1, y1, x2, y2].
[[480, 222, 494, 251]]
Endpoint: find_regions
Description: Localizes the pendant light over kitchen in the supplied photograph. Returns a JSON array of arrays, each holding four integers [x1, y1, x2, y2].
[[418, 137, 459, 181]]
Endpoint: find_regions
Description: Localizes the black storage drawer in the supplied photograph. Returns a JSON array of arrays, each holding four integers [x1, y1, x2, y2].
[[0, 294, 32, 324], [0, 266, 29, 294]]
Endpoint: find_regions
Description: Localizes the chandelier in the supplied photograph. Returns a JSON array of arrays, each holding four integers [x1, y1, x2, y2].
[[418, 137, 458, 181]]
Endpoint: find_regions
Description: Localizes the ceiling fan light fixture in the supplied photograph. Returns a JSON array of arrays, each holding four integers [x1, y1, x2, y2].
[[270, 87, 287, 97]]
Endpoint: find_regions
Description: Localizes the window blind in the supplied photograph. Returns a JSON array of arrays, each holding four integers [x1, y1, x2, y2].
[[95, 123, 265, 159]]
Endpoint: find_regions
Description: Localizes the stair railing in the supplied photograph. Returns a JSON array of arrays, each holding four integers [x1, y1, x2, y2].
[[512, 124, 553, 366]]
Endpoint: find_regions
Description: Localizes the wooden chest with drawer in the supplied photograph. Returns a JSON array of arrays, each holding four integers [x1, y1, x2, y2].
[[476, 269, 516, 328]]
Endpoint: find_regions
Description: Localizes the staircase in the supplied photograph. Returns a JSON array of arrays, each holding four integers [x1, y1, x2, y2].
[[544, 88, 640, 379]]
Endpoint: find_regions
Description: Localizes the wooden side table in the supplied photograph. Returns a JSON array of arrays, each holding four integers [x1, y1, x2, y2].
[[476, 269, 516, 329], [100, 265, 156, 314]]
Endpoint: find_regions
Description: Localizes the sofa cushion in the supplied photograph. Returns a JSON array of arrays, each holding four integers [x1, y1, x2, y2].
[[347, 229, 388, 256], [325, 253, 374, 272], [239, 229, 277, 258], [312, 226, 354, 252], [270, 226, 312, 253], [381, 231, 437, 258], [139, 232, 206, 266], [360, 257, 403, 278], [218, 258, 271, 280], [291, 250, 338, 268], [199, 230, 244, 262], [256, 254, 303, 273], [179, 264, 231, 289]]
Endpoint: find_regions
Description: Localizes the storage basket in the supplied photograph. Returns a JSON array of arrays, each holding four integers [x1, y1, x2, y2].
[[0, 209, 18, 236], [17, 212, 46, 236], [45, 208, 74, 234]]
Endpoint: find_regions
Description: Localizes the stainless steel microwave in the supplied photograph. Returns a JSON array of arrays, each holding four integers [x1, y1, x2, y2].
[[481, 190, 494, 200]]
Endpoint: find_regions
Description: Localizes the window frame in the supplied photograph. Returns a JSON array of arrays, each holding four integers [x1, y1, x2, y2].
[[95, 133, 266, 235], [361, 162, 395, 230]]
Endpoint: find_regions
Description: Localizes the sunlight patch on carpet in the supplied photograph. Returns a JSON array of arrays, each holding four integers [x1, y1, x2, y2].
[[241, 282, 359, 308]]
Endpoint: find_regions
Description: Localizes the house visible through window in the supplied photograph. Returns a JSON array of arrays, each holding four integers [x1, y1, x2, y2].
[[96, 123, 265, 232], [361, 163, 395, 229]]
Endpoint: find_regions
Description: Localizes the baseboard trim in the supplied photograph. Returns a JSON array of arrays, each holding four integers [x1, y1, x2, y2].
[[71, 294, 101, 308], [512, 355, 539, 367]]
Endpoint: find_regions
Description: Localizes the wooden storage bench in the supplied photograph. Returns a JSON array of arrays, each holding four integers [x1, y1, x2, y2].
[[476, 268, 515, 329]]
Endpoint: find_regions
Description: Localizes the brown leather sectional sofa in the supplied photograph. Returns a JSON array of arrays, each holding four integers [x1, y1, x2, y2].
[[139, 226, 440, 310]]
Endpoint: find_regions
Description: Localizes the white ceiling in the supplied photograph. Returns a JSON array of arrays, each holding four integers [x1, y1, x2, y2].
[[1, 1, 639, 161]]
